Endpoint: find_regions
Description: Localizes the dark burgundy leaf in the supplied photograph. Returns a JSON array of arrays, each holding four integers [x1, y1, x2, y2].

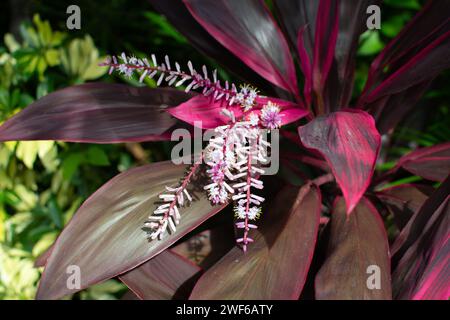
[[333, 0, 379, 107], [298, 110, 381, 214], [315, 197, 392, 300], [391, 175, 450, 259], [395, 142, 450, 182], [119, 250, 202, 300], [362, 0, 450, 95], [190, 185, 321, 300], [171, 225, 235, 270], [392, 176, 450, 300], [184, 0, 298, 95], [377, 184, 432, 230], [34, 245, 53, 268], [274, 0, 319, 58], [311, 0, 338, 114], [0, 83, 191, 143], [368, 79, 433, 134], [148, 0, 274, 93], [36, 161, 226, 299], [361, 31, 450, 105]]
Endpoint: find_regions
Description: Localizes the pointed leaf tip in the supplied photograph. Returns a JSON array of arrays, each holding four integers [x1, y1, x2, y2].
[[298, 110, 381, 214]]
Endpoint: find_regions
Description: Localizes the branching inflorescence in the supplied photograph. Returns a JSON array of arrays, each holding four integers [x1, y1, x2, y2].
[[102, 53, 281, 251]]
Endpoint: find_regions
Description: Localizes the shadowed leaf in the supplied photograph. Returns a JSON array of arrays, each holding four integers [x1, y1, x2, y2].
[[362, 31, 450, 105], [36, 161, 226, 299], [362, 0, 450, 99], [377, 184, 432, 229], [119, 250, 202, 300], [298, 110, 381, 214], [315, 197, 392, 300], [189, 184, 321, 300], [396, 142, 450, 182], [392, 176, 450, 300]]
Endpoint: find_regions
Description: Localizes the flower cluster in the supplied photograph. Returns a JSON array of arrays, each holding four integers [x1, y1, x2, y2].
[[203, 121, 269, 251], [103, 54, 281, 251]]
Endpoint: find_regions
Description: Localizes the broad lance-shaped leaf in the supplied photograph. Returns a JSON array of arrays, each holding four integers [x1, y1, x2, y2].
[[168, 95, 309, 129], [184, 0, 298, 95], [35, 245, 201, 300], [0, 83, 191, 143], [391, 176, 450, 300], [190, 184, 321, 300], [315, 197, 392, 300], [395, 142, 450, 182], [119, 250, 202, 300], [35, 245, 202, 300], [298, 110, 381, 214], [36, 161, 226, 299], [376, 184, 432, 230]]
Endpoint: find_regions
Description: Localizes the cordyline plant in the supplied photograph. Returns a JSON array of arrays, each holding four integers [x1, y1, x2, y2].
[[1, 0, 449, 300]]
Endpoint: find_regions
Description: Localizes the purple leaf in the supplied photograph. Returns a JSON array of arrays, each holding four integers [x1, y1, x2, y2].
[[368, 79, 433, 134], [362, 0, 450, 95], [189, 185, 321, 300], [36, 161, 226, 299], [391, 175, 450, 259], [0, 83, 192, 143], [148, 0, 274, 94], [274, 0, 319, 58], [377, 184, 432, 230], [34, 245, 53, 268], [315, 197, 392, 300], [172, 225, 235, 270], [361, 31, 450, 105], [395, 142, 450, 182], [391, 176, 450, 300], [277, 0, 375, 109], [184, 0, 298, 95], [298, 110, 381, 214], [333, 0, 379, 107], [168, 95, 308, 129], [311, 0, 338, 114], [119, 250, 202, 300]]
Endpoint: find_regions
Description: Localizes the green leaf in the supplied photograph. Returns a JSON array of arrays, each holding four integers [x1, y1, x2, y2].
[[86, 146, 110, 166], [358, 31, 384, 56]]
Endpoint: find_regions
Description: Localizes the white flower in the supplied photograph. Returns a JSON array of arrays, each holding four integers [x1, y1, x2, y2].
[[248, 206, 261, 220], [234, 205, 247, 220], [248, 112, 260, 126], [235, 84, 258, 111], [209, 149, 223, 162]]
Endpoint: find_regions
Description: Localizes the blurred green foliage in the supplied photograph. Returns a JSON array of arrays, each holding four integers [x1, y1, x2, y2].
[[0, 0, 448, 300]]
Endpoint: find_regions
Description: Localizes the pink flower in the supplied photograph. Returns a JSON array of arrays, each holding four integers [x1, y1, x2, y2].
[[260, 102, 282, 129]]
